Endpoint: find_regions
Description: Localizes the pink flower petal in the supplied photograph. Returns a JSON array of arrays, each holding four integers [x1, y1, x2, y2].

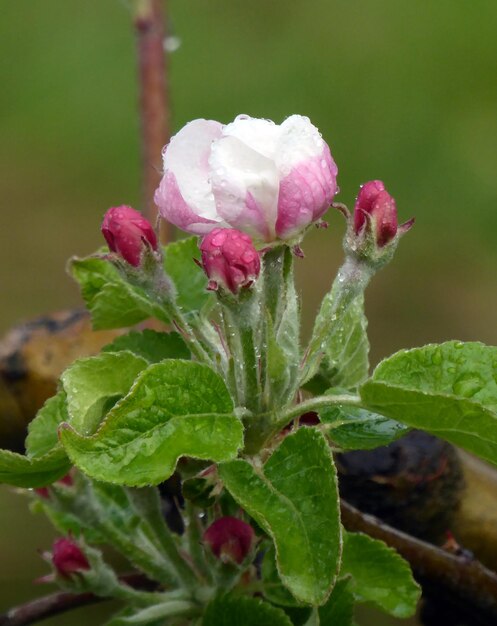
[[276, 144, 338, 239]]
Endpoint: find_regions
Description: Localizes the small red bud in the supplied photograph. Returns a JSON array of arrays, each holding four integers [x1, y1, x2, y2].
[[35, 472, 73, 499], [51, 538, 90, 578], [101, 205, 158, 267], [203, 516, 255, 564], [199, 228, 260, 294], [354, 180, 398, 247]]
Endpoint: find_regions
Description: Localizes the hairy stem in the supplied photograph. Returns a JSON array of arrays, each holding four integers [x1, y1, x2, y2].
[[0, 573, 155, 626]]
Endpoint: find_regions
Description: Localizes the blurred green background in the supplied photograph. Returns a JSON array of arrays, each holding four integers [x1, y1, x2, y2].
[[1, 0, 497, 623]]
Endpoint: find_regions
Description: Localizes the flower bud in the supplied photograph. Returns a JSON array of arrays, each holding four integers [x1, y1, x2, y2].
[[199, 228, 260, 294], [203, 516, 255, 564], [35, 473, 73, 499], [353, 180, 398, 247], [51, 537, 90, 578], [101, 205, 158, 267]]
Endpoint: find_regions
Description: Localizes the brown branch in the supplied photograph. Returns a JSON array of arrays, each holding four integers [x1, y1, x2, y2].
[[341, 500, 497, 625], [134, 0, 171, 239], [0, 574, 155, 626]]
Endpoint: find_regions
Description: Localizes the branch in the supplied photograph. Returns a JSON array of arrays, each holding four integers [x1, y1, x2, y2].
[[341, 500, 497, 625], [134, 0, 171, 238], [0, 574, 155, 626]]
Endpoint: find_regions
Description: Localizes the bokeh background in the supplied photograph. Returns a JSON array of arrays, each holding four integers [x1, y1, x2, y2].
[[2, 1, 497, 623]]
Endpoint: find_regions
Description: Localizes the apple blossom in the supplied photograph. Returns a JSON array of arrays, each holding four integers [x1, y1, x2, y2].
[[155, 114, 338, 243]]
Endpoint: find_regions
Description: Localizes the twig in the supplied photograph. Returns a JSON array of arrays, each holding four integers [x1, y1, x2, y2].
[[134, 0, 171, 237], [0, 574, 155, 626], [341, 500, 497, 625]]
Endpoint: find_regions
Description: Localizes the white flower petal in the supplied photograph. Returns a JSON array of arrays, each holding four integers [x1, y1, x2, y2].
[[222, 114, 280, 160], [209, 135, 280, 241], [162, 119, 223, 220]]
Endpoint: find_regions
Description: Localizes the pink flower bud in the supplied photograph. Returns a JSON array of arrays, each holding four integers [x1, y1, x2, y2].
[[199, 228, 260, 294], [51, 538, 90, 578], [203, 516, 255, 564], [155, 115, 338, 243], [101, 205, 158, 267], [35, 473, 73, 499], [353, 180, 398, 247]]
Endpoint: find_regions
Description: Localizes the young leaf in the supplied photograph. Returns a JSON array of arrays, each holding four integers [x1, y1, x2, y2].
[[220, 428, 341, 606], [341, 532, 420, 618], [319, 403, 408, 450], [319, 295, 369, 390], [60, 360, 243, 486], [318, 578, 354, 626], [61, 351, 148, 435], [70, 256, 169, 330], [203, 595, 293, 626], [361, 341, 497, 467], [0, 447, 71, 488], [102, 329, 190, 362], [163, 236, 211, 314], [26, 390, 69, 458]]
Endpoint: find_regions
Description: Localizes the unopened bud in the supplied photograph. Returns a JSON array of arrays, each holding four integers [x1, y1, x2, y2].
[[199, 228, 260, 294], [354, 180, 398, 247], [51, 537, 90, 578], [203, 516, 255, 564], [35, 473, 73, 499], [101, 205, 158, 267]]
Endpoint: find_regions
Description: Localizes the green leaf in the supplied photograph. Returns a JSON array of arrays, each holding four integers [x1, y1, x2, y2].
[[60, 360, 243, 486], [220, 428, 341, 606], [203, 595, 293, 626], [0, 447, 71, 488], [70, 256, 169, 330], [306, 293, 369, 393], [102, 329, 190, 362], [361, 341, 497, 466], [341, 532, 420, 618], [1, 391, 71, 487], [319, 401, 408, 451], [262, 544, 302, 608], [322, 295, 369, 389], [163, 236, 210, 313], [318, 578, 354, 626], [26, 390, 69, 457], [61, 351, 148, 435]]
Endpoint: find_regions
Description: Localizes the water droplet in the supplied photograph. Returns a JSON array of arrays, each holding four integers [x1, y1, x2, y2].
[[452, 373, 483, 398], [431, 349, 442, 365], [164, 35, 182, 53]]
